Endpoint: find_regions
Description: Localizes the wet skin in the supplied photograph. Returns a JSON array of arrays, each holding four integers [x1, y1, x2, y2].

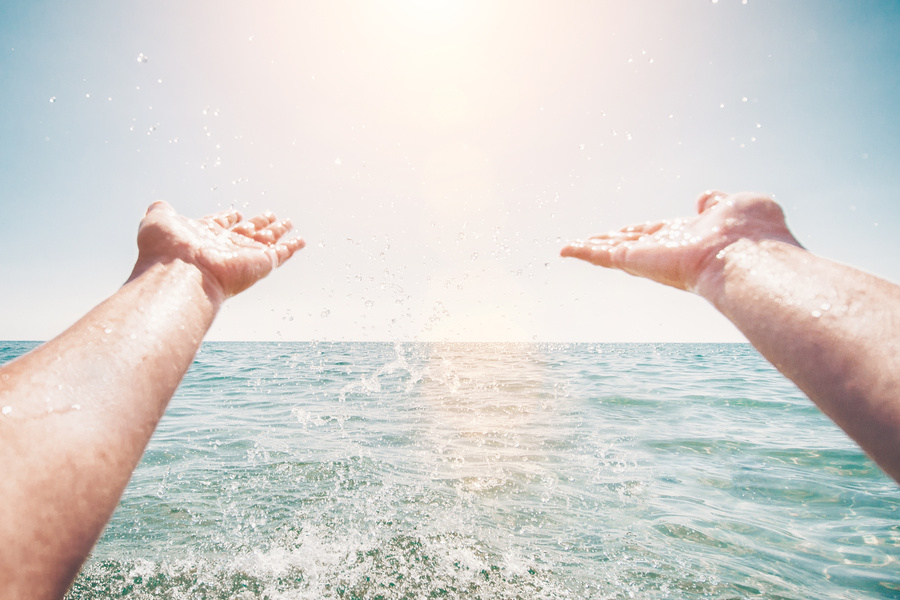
[[0, 203, 303, 600], [562, 191, 900, 484]]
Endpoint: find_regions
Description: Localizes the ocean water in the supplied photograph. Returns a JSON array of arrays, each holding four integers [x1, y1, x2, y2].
[[2, 341, 898, 599]]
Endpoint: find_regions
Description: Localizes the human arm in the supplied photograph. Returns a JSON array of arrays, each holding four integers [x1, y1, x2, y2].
[[0, 201, 304, 599], [561, 191, 900, 483]]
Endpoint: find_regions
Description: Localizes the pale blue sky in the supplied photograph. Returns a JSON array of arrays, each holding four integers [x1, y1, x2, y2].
[[1, 0, 899, 341]]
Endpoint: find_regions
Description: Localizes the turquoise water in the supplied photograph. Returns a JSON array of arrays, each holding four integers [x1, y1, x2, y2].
[[2, 342, 898, 598]]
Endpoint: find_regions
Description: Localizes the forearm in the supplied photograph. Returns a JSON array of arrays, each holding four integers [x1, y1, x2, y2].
[[0, 259, 221, 599], [699, 239, 900, 482]]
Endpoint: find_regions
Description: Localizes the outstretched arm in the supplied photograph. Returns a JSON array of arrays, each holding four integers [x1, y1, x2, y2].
[[0, 201, 304, 599], [562, 191, 900, 483]]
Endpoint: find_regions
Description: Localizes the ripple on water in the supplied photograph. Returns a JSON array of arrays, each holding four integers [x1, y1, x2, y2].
[[33, 342, 899, 599]]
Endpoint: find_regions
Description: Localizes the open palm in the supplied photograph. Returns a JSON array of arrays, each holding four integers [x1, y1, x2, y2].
[[561, 191, 802, 293], [130, 201, 305, 298]]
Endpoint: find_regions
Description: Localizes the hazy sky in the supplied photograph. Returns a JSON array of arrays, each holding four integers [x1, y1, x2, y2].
[[2, 0, 899, 342]]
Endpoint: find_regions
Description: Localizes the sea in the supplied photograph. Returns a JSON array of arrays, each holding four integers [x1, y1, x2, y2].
[[2, 341, 898, 599]]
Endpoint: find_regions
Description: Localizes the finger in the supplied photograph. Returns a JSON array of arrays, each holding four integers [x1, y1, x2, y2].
[[591, 231, 642, 244], [206, 209, 242, 230], [561, 239, 618, 268], [253, 218, 293, 244], [583, 221, 665, 244], [621, 220, 667, 236], [697, 190, 728, 214], [561, 240, 591, 259], [144, 200, 176, 217], [232, 211, 277, 235], [269, 236, 306, 267]]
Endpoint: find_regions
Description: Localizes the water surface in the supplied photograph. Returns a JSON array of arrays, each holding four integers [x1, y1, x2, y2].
[[3, 342, 897, 598]]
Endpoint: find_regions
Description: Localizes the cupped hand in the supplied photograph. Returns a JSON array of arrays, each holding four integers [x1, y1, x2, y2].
[[560, 191, 802, 294], [129, 201, 305, 299]]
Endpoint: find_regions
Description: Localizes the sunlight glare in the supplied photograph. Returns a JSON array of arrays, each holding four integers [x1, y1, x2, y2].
[[394, 0, 465, 31]]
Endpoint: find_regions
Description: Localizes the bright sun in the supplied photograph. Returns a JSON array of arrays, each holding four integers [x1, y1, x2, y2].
[[391, 0, 466, 31]]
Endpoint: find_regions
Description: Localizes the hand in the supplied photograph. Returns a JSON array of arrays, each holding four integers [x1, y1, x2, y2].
[[560, 191, 802, 295], [128, 201, 305, 299]]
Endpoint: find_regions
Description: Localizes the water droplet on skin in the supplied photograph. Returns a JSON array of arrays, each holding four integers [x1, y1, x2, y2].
[[71, 404, 81, 410], [1, 406, 11, 415], [811, 310, 822, 318], [104, 328, 112, 334]]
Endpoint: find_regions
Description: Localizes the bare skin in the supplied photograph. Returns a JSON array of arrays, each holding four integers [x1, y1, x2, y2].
[[562, 191, 900, 483], [0, 201, 304, 600]]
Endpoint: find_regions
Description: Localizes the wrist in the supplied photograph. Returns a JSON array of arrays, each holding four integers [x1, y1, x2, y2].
[[126, 258, 226, 312], [694, 238, 806, 309], [692, 238, 748, 305]]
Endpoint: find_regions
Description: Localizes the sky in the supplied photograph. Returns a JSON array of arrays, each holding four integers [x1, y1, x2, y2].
[[1, 0, 899, 342]]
